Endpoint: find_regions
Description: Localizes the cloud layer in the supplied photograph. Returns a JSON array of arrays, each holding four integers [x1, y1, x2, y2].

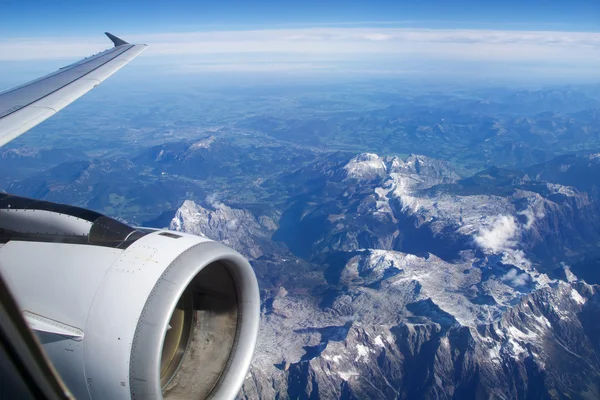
[[1, 27, 599, 82], [1, 27, 599, 63]]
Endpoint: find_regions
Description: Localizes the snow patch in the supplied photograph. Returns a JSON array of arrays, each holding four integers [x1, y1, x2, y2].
[[533, 314, 552, 329], [373, 335, 385, 348], [322, 354, 343, 364], [508, 338, 527, 356], [563, 264, 578, 283], [189, 135, 216, 149], [338, 370, 359, 381], [355, 344, 371, 362], [488, 344, 502, 365], [546, 183, 577, 197], [501, 250, 532, 270], [570, 288, 585, 305], [344, 153, 386, 180], [507, 325, 538, 341], [440, 337, 450, 348]]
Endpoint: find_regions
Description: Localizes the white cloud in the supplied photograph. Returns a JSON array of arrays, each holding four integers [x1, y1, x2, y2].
[[362, 33, 393, 41], [1, 27, 599, 67], [205, 193, 225, 210], [474, 213, 539, 271], [474, 215, 518, 253], [177, 62, 336, 73], [502, 268, 530, 286], [2, 27, 598, 84]]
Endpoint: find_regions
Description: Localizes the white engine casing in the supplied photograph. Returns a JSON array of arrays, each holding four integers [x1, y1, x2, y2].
[[0, 230, 260, 399]]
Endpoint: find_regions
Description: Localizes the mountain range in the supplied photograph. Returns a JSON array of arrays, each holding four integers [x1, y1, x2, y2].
[[164, 149, 600, 399], [3, 84, 600, 398]]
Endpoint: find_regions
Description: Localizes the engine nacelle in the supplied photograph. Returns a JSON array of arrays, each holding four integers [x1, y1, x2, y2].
[[0, 228, 260, 399]]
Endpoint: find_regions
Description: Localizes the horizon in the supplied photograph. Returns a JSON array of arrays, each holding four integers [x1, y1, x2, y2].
[[1, 0, 599, 86]]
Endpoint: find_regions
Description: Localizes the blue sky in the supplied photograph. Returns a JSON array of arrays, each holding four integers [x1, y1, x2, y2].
[[1, 0, 599, 86], [2, 0, 599, 35]]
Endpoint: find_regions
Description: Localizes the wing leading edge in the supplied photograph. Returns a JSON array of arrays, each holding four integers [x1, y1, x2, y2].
[[0, 32, 147, 147]]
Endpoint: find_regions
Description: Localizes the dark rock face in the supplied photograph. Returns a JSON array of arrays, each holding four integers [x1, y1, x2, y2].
[[273, 153, 462, 260], [167, 151, 600, 399]]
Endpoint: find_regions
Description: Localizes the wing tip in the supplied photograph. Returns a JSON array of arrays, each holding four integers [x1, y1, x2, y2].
[[105, 32, 129, 47]]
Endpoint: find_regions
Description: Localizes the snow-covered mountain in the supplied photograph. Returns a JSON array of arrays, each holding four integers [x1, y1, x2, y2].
[[169, 198, 279, 259], [168, 151, 600, 399]]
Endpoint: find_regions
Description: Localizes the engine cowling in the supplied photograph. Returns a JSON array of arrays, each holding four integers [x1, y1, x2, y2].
[[0, 228, 260, 399]]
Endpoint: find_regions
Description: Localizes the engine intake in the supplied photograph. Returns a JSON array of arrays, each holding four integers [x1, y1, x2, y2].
[[129, 242, 259, 400], [0, 227, 260, 400]]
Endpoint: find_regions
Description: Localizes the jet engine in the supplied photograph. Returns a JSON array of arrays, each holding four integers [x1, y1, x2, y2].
[[0, 194, 260, 399]]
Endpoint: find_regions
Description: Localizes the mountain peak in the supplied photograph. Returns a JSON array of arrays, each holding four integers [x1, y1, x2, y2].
[[169, 199, 277, 259], [343, 153, 387, 181], [189, 135, 217, 150]]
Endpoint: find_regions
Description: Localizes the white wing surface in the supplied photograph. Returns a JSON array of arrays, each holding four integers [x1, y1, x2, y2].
[[0, 32, 147, 147]]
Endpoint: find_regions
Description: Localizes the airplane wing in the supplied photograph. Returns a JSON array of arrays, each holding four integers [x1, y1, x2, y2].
[[0, 32, 260, 400], [0, 32, 147, 147]]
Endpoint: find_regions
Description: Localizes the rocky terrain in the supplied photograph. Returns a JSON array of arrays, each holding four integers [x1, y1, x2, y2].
[[4, 84, 600, 399], [237, 86, 600, 171], [163, 151, 600, 399], [169, 198, 280, 259]]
